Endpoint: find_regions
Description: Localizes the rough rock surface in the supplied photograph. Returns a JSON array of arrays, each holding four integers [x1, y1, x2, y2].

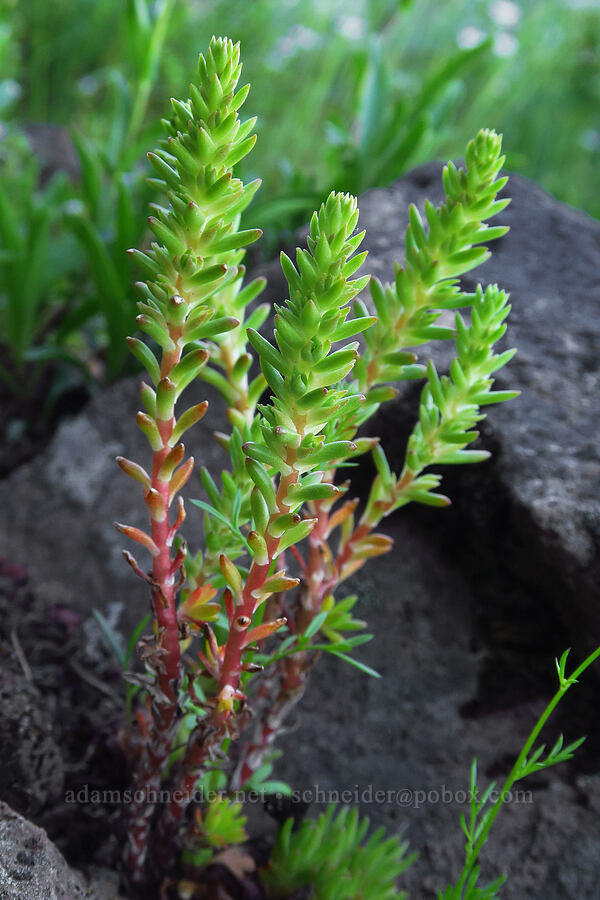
[[0, 167, 598, 897], [0, 801, 96, 898], [276, 514, 600, 899], [0, 666, 64, 818], [356, 164, 600, 649]]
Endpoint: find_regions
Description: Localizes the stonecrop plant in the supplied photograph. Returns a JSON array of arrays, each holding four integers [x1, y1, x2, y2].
[[112, 35, 599, 898]]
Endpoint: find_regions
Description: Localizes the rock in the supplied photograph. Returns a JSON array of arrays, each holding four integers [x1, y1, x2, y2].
[[352, 163, 600, 656], [0, 560, 127, 871], [0, 563, 65, 818], [0, 801, 97, 898], [0, 666, 64, 818], [86, 866, 122, 900], [276, 514, 600, 900], [24, 123, 80, 185]]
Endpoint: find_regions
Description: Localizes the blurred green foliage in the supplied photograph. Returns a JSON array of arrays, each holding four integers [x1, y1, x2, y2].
[[0, 0, 598, 410]]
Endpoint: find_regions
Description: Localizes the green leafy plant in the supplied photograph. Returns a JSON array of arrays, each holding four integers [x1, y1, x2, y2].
[[0, 0, 177, 416], [439, 645, 600, 900], [114, 36, 261, 884], [0, 133, 85, 405], [262, 805, 416, 899], [101, 31, 598, 900], [182, 794, 248, 870], [323, 31, 492, 198], [63, 0, 177, 381]]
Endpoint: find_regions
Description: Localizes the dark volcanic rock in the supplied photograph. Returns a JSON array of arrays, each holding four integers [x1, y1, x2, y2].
[[354, 163, 600, 655], [0, 563, 65, 818], [0, 560, 128, 871], [276, 515, 600, 900], [0, 666, 64, 818], [0, 801, 96, 898]]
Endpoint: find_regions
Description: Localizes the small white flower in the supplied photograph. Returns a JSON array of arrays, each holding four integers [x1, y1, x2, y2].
[[457, 26, 487, 49], [579, 129, 600, 151], [493, 32, 519, 56], [489, 1, 521, 27], [339, 15, 366, 40]]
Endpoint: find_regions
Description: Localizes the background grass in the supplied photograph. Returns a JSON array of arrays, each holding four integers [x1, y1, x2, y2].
[[0, 0, 598, 413]]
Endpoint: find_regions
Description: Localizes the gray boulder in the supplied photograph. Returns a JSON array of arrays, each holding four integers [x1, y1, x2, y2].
[[276, 514, 600, 899], [0, 801, 96, 898], [355, 163, 600, 650]]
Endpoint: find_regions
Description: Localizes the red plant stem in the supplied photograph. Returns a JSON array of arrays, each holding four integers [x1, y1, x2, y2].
[[233, 652, 313, 789], [233, 500, 331, 788], [213, 461, 298, 705], [318, 467, 415, 598], [319, 520, 371, 599], [157, 466, 298, 846], [234, 470, 412, 786], [125, 341, 185, 885]]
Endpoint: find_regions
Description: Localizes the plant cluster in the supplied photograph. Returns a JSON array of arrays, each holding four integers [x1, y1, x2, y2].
[[103, 34, 600, 899], [0, 0, 174, 422], [264, 805, 416, 899]]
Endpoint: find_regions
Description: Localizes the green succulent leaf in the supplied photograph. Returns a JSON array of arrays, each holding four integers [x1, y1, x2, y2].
[[362, 281, 518, 526], [354, 128, 510, 401], [263, 805, 416, 899], [128, 36, 262, 425]]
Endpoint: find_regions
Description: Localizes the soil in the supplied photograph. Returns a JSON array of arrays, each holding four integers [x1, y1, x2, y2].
[[0, 368, 90, 479], [0, 557, 126, 870]]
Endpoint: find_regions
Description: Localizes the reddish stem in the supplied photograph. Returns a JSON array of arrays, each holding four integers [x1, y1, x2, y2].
[[233, 499, 331, 787], [157, 467, 298, 846], [234, 476, 402, 786], [125, 343, 186, 885]]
